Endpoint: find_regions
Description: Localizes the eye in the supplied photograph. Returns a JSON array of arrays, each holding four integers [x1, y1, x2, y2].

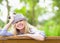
[[16, 21, 19, 23], [20, 20, 23, 21], [16, 20, 23, 23]]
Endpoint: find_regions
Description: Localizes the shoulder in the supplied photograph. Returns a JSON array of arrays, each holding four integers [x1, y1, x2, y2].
[[29, 25, 41, 33], [28, 24, 45, 36], [29, 26, 45, 36]]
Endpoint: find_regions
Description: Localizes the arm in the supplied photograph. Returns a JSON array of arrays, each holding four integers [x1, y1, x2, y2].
[[3, 16, 14, 30], [19, 33, 45, 41], [0, 15, 14, 36], [27, 27, 45, 41], [0, 20, 14, 36], [26, 34, 45, 41]]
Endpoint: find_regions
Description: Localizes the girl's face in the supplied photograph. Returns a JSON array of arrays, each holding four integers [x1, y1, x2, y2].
[[15, 20, 25, 30]]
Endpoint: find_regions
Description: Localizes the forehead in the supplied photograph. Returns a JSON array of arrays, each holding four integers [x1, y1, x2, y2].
[[16, 20, 26, 23]]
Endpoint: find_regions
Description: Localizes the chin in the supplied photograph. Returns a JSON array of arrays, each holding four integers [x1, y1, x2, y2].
[[18, 28, 24, 30]]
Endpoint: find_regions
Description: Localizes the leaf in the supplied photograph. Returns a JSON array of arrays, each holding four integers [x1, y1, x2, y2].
[[0, 0, 2, 3], [0, 19, 5, 27], [14, 7, 26, 15]]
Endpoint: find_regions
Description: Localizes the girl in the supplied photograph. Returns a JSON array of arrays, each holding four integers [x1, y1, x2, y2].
[[0, 14, 45, 40]]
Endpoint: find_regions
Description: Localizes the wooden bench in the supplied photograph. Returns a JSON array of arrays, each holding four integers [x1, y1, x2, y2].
[[0, 36, 59, 43]]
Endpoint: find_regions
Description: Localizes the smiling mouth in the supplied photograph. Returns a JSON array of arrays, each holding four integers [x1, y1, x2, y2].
[[17, 24, 23, 28]]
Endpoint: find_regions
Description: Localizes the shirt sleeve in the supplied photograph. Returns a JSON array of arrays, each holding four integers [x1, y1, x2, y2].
[[30, 28, 45, 37], [0, 28, 13, 36]]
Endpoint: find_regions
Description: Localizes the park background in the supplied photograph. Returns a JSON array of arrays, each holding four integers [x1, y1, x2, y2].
[[0, 0, 60, 36]]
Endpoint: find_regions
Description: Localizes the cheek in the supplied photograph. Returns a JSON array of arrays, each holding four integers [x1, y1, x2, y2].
[[16, 23, 25, 29]]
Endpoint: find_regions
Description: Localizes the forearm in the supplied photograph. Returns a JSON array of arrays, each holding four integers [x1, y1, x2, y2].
[[3, 21, 13, 30], [27, 34, 45, 41], [3, 15, 14, 30]]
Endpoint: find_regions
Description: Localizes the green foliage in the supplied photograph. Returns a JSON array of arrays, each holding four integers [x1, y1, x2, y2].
[[0, 0, 2, 3], [43, 20, 59, 36], [15, 7, 26, 15], [0, 20, 5, 28], [15, 0, 39, 26], [0, 0, 60, 36]]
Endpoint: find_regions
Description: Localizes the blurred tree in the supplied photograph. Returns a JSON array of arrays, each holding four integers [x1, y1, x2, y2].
[[0, 0, 60, 36], [0, 0, 5, 28], [0, 0, 2, 3], [0, 19, 5, 28], [6, 0, 10, 23], [52, 0, 60, 36], [15, 0, 39, 26]]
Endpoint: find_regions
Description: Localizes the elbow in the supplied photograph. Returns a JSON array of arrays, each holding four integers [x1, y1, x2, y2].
[[39, 33, 46, 41], [34, 35, 45, 41], [0, 31, 7, 36], [38, 35, 45, 41], [0, 33, 5, 36], [39, 37, 45, 41], [34, 37, 45, 41]]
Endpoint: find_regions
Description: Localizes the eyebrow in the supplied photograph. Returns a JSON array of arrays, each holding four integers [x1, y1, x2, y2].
[[16, 20, 23, 23]]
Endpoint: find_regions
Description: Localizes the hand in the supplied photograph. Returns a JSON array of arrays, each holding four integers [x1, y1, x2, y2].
[[9, 14, 15, 23]]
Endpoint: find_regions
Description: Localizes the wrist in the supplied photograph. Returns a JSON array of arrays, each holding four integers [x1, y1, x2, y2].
[[9, 20, 13, 24]]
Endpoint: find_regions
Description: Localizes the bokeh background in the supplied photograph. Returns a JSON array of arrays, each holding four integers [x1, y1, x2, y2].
[[0, 0, 60, 36]]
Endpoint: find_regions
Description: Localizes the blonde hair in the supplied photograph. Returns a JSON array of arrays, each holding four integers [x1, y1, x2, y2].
[[10, 20, 37, 35], [12, 21, 31, 35]]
